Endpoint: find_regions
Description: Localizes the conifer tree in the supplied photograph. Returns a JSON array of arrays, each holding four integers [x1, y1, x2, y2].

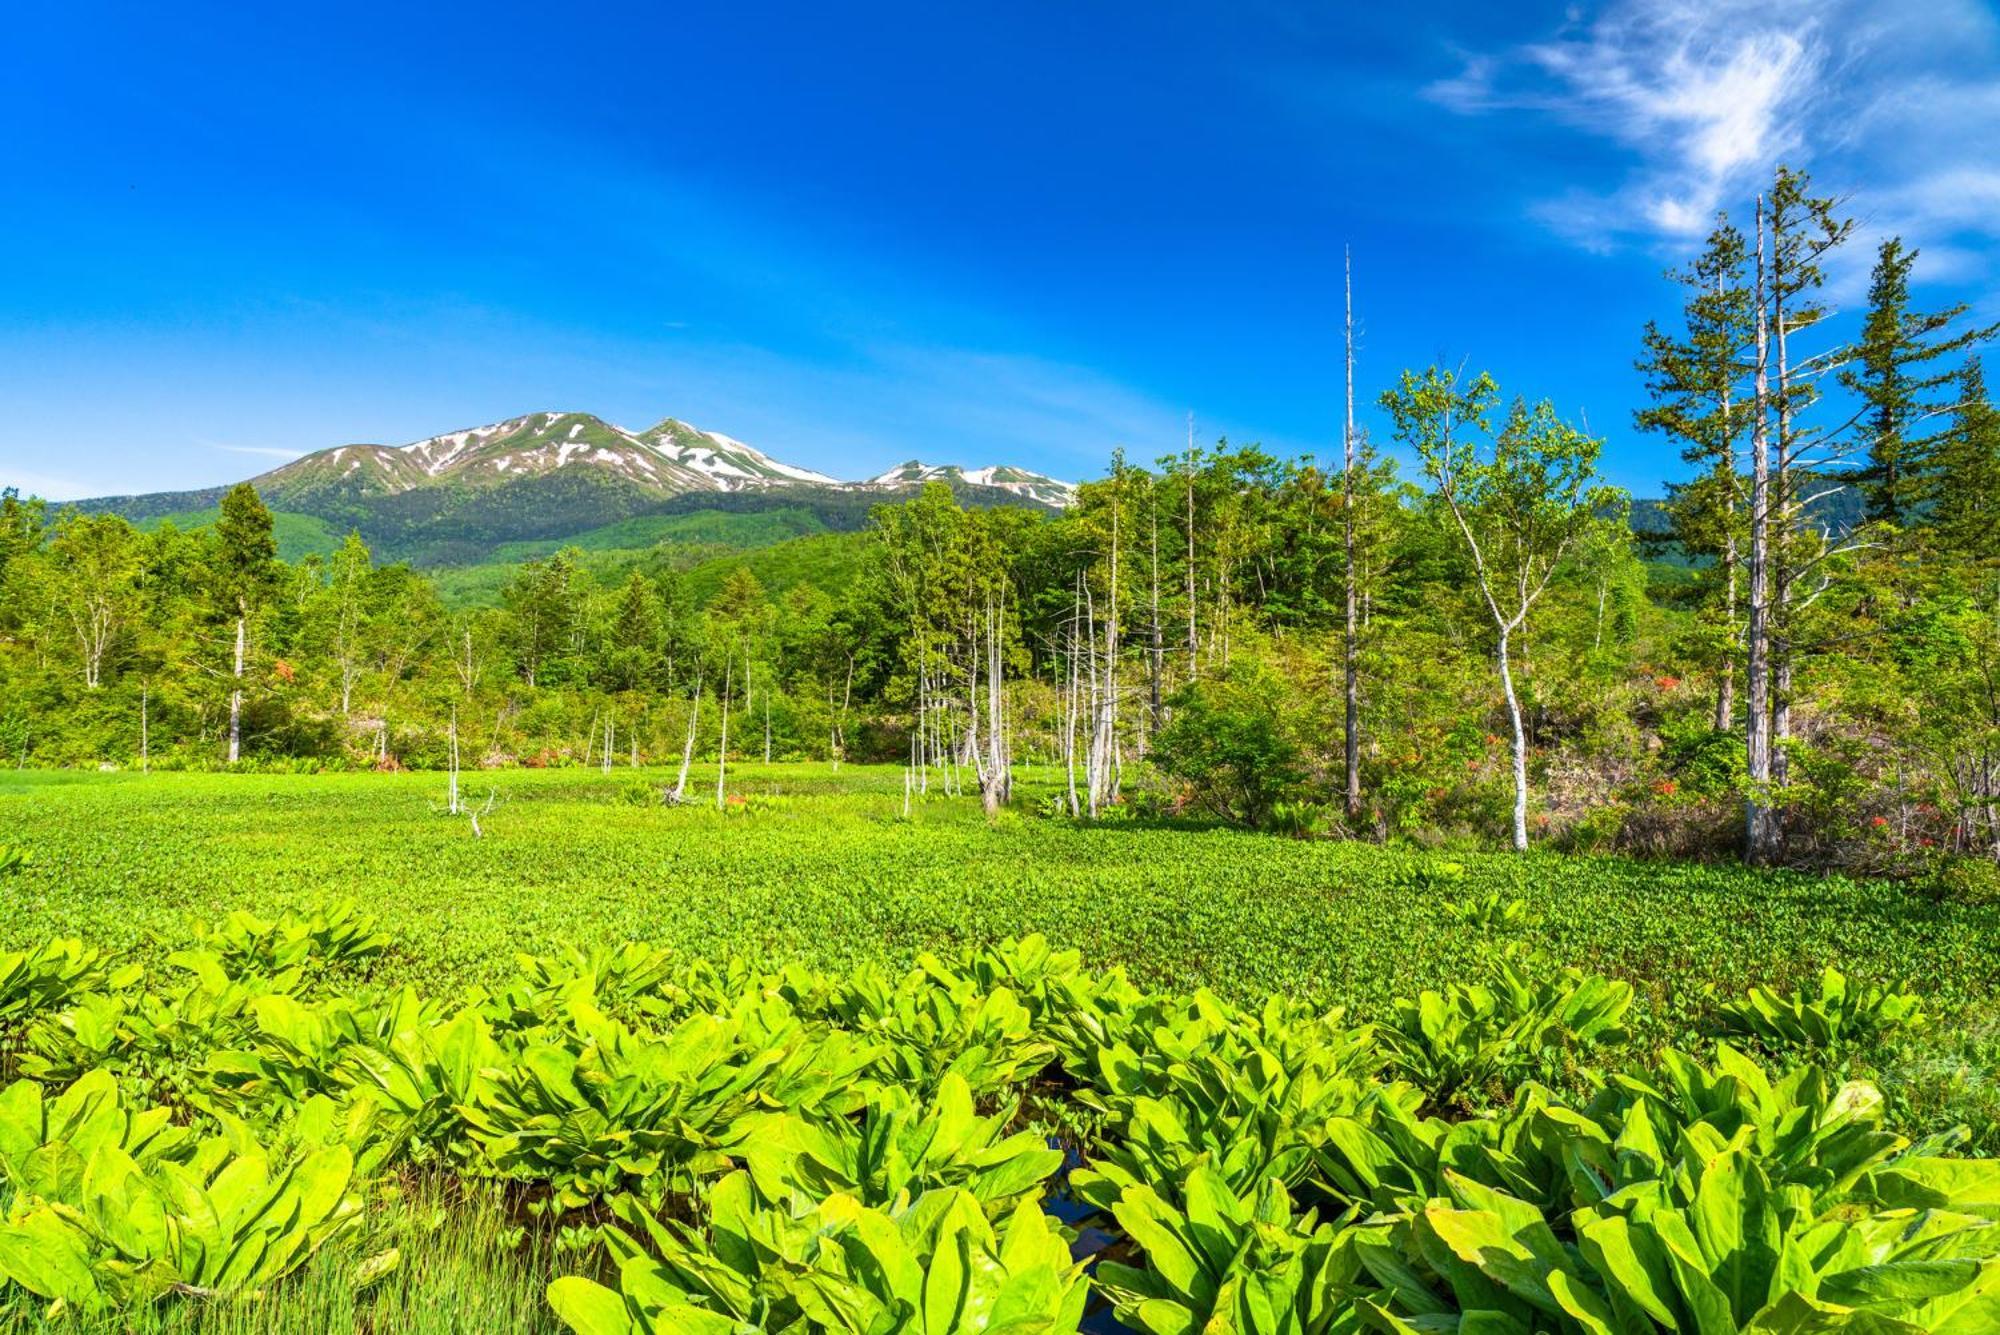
[[1636, 218, 1752, 731], [1843, 237, 1998, 527], [1933, 358, 2000, 572]]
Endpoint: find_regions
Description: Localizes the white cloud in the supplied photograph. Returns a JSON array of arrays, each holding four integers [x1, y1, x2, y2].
[[0, 467, 93, 503], [1432, 0, 2000, 272], [208, 443, 307, 460]]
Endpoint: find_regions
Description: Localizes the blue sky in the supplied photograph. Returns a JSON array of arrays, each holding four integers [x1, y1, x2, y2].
[[3, 0, 1996, 501]]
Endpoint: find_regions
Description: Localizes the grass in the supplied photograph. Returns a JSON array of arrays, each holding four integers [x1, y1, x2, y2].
[[0, 1178, 560, 1333], [3, 766, 1998, 1330], [5, 765, 1997, 1038]]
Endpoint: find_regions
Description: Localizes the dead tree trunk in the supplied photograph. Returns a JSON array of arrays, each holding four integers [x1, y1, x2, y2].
[[667, 672, 702, 804], [1342, 246, 1362, 821], [227, 610, 246, 765], [1497, 627, 1529, 852], [1184, 416, 1198, 679], [446, 706, 463, 815], [716, 660, 732, 810], [972, 597, 1009, 817], [1745, 194, 1779, 864], [1148, 476, 1163, 742]]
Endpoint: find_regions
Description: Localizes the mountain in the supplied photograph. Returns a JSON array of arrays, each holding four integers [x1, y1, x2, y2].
[[72, 410, 1077, 565], [854, 461, 1076, 508]]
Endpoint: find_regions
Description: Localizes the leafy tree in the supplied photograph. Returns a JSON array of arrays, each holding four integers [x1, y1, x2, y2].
[[209, 483, 279, 762], [601, 570, 665, 692], [1383, 369, 1622, 851], [501, 550, 581, 688], [44, 512, 141, 689], [306, 532, 374, 718]]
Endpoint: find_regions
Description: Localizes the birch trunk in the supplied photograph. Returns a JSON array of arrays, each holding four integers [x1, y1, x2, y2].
[[1148, 479, 1163, 741], [1498, 627, 1529, 852], [667, 675, 701, 804], [227, 611, 245, 765], [447, 706, 462, 814]]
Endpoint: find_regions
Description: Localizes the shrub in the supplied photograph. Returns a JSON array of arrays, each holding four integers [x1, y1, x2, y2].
[[1148, 662, 1310, 828]]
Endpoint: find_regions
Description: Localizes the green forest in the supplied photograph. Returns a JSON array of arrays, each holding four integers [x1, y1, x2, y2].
[[6, 169, 1998, 879]]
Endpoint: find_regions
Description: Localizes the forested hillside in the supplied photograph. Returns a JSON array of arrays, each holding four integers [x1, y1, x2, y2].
[[6, 166, 1997, 877], [76, 413, 1074, 566]]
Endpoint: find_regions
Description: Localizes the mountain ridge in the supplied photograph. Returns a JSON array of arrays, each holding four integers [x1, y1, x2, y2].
[[246, 410, 1071, 506], [68, 409, 1079, 565]]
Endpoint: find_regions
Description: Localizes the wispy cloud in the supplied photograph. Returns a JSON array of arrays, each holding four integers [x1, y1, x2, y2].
[[207, 443, 307, 460], [0, 467, 92, 503], [1430, 0, 2000, 271]]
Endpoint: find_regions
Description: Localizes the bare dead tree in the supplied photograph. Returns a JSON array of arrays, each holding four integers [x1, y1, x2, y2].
[[968, 594, 1010, 817], [1746, 194, 1778, 863], [1147, 473, 1163, 745], [227, 611, 246, 764], [446, 705, 462, 815], [716, 658, 733, 810], [667, 671, 702, 804], [1342, 245, 1362, 820], [1184, 414, 1198, 678]]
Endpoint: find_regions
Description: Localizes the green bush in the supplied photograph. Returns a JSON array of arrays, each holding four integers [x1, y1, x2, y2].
[[1149, 662, 1310, 827]]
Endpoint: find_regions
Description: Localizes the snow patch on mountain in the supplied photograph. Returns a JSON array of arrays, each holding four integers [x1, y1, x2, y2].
[[250, 410, 1075, 509]]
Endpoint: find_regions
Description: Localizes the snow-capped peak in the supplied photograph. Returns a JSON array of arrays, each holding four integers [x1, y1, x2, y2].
[[249, 411, 1074, 509], [856, 460, 1076, 507]]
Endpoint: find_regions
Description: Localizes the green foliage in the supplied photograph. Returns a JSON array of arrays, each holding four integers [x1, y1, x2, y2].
[[0, 1073, 372, 1313], [1713, 966, 1927, 1058], [737, 1073, 1061, 1215], [1150, 662, 1311, 827], [1378, 962, 1633, 1110], [1089, 1164, 1350, 1335], [192, 902, 391, 979], [1268, 800, 1335, 840], [1442, 891, 1526, 932], [0, 939, 136, 1032], [0, 889, 1991, 1331], [135, 507, 345, 564], [547, 1172, 1088, 1333]]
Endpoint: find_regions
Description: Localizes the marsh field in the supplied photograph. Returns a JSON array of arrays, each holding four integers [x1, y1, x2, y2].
[[3, 766, 1999, 1331]]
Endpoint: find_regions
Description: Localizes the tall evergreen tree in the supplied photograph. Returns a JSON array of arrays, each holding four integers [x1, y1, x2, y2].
[[500, 550, 580, 688], [1842, 237, 1998, 527], [1932, 358, 2000, 572], [1636, 218, 1752, 731], [603, 570, 665, 691]]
